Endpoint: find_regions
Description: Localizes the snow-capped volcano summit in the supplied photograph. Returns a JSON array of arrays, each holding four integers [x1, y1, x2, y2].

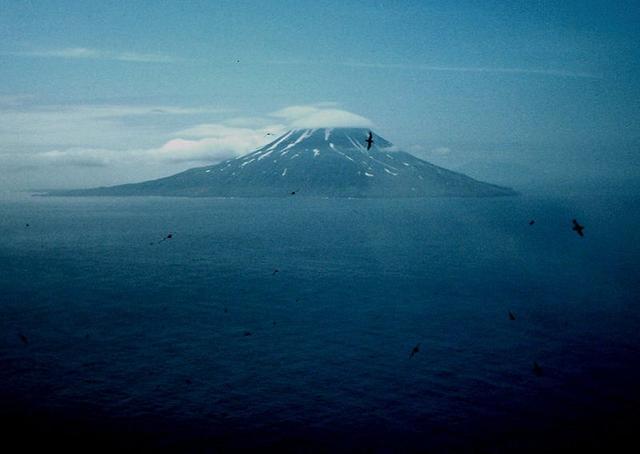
[[51, 128, 515, 197]]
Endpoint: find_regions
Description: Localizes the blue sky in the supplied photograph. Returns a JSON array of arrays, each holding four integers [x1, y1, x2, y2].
[[1, 0, 638, 190]]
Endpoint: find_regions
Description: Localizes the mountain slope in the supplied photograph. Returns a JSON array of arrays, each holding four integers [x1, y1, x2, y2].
[[49, 128, 516, 197]]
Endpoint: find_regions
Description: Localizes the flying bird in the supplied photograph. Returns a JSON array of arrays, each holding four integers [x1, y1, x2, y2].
[[528, 220, 535, 226], [365, 131, 374, 150], [272, 269, 279, 275], [508, 311, 516, 321], [18, 333, 28, 345], [25, 223, 30, 227], [243, 331, 252, 337], [572, 219, 584, 237], [290, 189, 299, 195], [409, 343, 420, 358], [532, 362, 543, 377], [151, 233, 174, 245]]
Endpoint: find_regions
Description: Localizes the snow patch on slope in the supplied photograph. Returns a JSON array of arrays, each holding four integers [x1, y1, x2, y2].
[[281, 129, 314, 153], [266, 130, 294, 151]]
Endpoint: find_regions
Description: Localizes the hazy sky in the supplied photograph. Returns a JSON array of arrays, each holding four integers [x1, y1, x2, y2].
[[1, 0, 638, 190]]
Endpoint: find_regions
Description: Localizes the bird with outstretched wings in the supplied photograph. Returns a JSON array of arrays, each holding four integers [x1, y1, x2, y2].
[[365, 131, 374, 150], [572, 219, 584, 237]]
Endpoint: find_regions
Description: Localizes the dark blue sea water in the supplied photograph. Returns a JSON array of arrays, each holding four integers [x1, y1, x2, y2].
[[1, 193, 639, 452]]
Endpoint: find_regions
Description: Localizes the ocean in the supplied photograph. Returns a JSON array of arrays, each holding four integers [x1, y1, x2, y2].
[[1, 193, 639, 452]]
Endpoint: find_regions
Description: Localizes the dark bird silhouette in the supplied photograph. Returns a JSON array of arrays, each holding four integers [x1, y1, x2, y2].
[[533, 362, 543, 376], [152, 233, 174, 245], [243, 331, 252, 337], [409, 343, 420, 358], [224, 306, 228, 313], [572, 219, 584, 237], [272, 269, 279, 275], [25, 223, 30, 227], [185, 378, 193, 384], [528, 220, 535, 226], [508, 311, 516, 321], [18, 333, 28, 345], [290, 189, 299, 195], [365, 131, 374, 150]]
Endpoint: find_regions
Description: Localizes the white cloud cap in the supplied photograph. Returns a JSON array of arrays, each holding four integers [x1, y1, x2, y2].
[[271, 105, 373, 128]]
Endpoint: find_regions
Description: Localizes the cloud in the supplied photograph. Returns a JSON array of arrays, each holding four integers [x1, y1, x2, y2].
[[30, 104, 219, 118], [151, 126, 286, 163], [270, 105, 319, 122], [221, 116, 277, 128], [418, 65, 601, 79], [272, 60, 602, 80], [29, 134, 269, 168], [0, 94, 35, 106], [270, 105, 373, 128], [0, 103, 226, 150], [176, 123, 284, 139], [1, 102, 376, 184], [151, 123, 288, 163], [151, 105, 373, 163], [24, 123, 283, 167], [37, 148, 121, 167], [13, 47, 178, 63]]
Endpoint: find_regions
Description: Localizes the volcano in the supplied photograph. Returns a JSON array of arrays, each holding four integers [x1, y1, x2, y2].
[[50, 128, 516, 197]]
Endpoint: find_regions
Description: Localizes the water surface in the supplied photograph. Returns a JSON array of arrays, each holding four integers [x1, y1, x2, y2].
[[1, 194, 639, 451]]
